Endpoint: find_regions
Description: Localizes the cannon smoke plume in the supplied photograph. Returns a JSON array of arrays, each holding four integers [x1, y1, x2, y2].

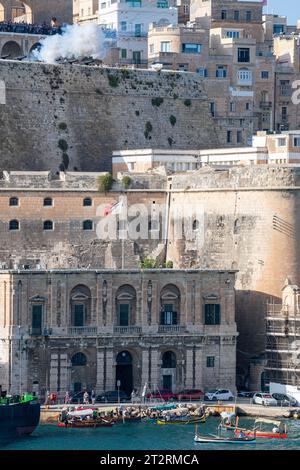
[[33, 23, 107, 64]]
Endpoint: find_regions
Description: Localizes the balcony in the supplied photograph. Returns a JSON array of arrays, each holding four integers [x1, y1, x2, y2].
[[158, 325, 186, 334], [68, 326, 98, 336], [113, 326, 142, 334], [260, 101, 272, 109]]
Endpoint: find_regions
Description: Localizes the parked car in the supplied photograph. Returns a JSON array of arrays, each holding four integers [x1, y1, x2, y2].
[[177, 389, 204, 401], [96, 390, 129, 403], [204, 389, 235, 401], [272, 393, 298, 407], [146, 389, 177, 401], [252, 393, 277, 406], [238, 391, 255, 398]]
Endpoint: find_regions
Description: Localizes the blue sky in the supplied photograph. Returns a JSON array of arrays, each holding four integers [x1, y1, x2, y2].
[[263, 0, 299, 24]]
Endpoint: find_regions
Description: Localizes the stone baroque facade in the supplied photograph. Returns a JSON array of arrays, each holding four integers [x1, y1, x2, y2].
[[0, 269, 237, 398], [0, 0, 73, 24]]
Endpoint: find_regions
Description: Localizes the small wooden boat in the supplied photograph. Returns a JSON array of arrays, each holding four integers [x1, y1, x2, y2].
[[58, 418, 114, 428], [233, 418, 287, 439], [157, 415, 206, 425], [194, 433, 256, 444]]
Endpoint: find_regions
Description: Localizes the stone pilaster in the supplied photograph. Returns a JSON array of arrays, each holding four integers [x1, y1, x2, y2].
[[49, 353, 58, 392], [59, 353, 69, 397], [150, 348, 160, 390], [185, 347, 194, 389], [141, 348, 149, 388], [105, 348, 115, 390], [96, 348, 105, 393], [194, 347, 203, 389]]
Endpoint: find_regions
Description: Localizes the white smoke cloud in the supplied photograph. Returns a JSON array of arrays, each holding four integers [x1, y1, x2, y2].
[[33, 23, 107, 64]]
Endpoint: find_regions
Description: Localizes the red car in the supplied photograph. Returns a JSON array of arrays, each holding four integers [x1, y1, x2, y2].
[[177, 389, 204, 401], [146, 389, 177, 401]]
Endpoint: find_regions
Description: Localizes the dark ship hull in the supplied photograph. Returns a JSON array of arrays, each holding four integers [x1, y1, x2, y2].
[[0, 402, 40, 440]]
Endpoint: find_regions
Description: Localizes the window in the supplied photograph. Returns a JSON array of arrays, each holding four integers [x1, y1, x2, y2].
[[227, 131, 232, 143], [183, 4, 189, 14], [100, 2, 106, 8], [282, 106, 288, 121], [132, 51, 141, 64], [246, 11, 252, 22], [74, 304, 85, 326], [278, 138, 286, 147], [207, 356, 215, 368], [160, 41, 170, 52], [149, 44, 154, 54], [182, 43, 201, 54], [238, 48, 250, 63], [237, 130, 242, 144], [216, 66, 227, 78], [162, 351, 176, 368], [261, 71, 269, 79], [125, 0, 141, 6], [121, 48, 127, 59], [210, 102, 215, 117], [9, 197, 19, 206], [120, 21, 127, 31], [160, 304, 178, 325], [234, 10, 240, 21], [230, 102, 236, 112], [9, 219, 19, 230], [157, 0, 168, 7], [83, 220, 93, 230], [294, 137, 300, 147], [43, 220, 53, 230], [273, 24, 284, 34], [43, 197, 53, 207], [237, 69, 252, 84], [246, 102, 250, 111], [119, 304, 129, 326], [221, 10, 227, 20], [72, 352, 87, 366], [135, 23, 142, 37], [204, 304, 221, 325], [31, 304, 42, 335], [83, 197, 92, 206], [226, 31, 240, 39], [196, 67, 208, 77]]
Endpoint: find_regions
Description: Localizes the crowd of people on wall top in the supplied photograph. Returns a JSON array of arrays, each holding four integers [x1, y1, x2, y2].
[[0, 18, 62, 35]]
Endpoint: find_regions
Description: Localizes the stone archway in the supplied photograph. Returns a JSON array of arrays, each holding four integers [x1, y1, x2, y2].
[[29, 42, 41, 55], [116, 350, 133, 396], [1, 41, 22, 58]]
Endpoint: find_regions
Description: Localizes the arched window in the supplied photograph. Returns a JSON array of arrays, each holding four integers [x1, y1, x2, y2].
[[9, 219, 19, 230], [160, 284, 180, 325], [43, 197, 53, 207], [70, 285, 91, 326], [83, 197, 92, 207], [43, 220, 53, 231], [192, 219, 199, 231], [83, 220, 93, 230], [9, 197, 19, 207], [115, 285, 137, 326], [71, 352, 87, 366], [162, 351, 176, 368]]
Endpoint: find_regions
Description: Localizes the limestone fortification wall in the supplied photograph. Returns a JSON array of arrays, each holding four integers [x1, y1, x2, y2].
[[0, 61, 223, 172]]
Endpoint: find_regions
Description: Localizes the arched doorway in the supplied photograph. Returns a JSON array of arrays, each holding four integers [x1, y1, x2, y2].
[[161, 351, 177, 391], [1, 41, 22, 59], [116, 351, 133, 396]]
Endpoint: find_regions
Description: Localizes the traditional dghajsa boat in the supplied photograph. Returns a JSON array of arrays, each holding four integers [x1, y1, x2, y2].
[[220, 415, 288, 439], [57, 407, 115, 428], [194, 433, 256, 444], [233, 418, 287, 439], [157, 414, 206, 425]]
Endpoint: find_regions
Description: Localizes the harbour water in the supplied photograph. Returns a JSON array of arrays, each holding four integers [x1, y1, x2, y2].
[[2, 418, 300, 450]]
